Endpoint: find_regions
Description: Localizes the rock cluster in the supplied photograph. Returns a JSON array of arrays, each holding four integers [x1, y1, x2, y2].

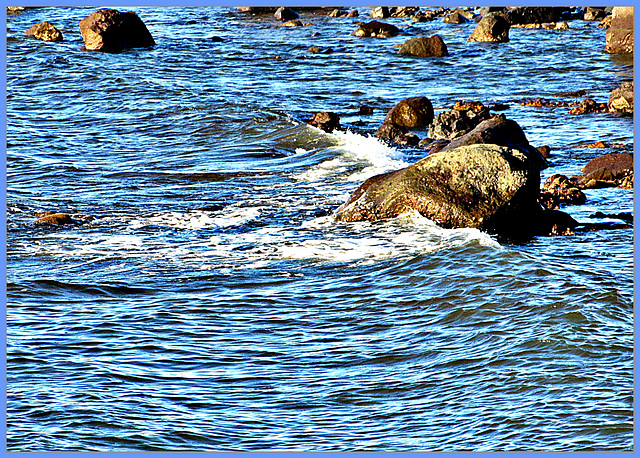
[[539, 174, 586, 209], [576, 152, 634, 189], [353, 21, 399, 38]]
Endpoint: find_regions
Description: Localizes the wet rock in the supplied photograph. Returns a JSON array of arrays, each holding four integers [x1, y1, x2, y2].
[[589, 211, 633, 223], [398, 35, 448, 57], [413, 10, 437, 22], [569, 98, 608, 114], [428, 101, 492, 141], [347, 10, 359, 18], [383, 96, 434, 128], [521, 98, 576, 108], [539, 174, 586, 209], [353, 20, 400, 38], [370, 7, 390, 19], [327, 8, 345, 18], [468, 13, 510, 43], [79, 8, 155, 52], [375, 122, 409, 144], [25, 21, 63, 42], [282, 20, 303, 27], [598, 15, 612, 29], [606, 6, 633, 54], [308, 112, 341, 133], [504, 7, 571, 25], [438, 114, 548, 171], [390, 7, 420, 18], [35, 212, 75, 226], [237, 7, 278, 14], [335, 143, 558, 239], [274, 7, 299, 21], [307, 46, 321, 53], [552, 89, 586, 97], [211, 36, 223, 42], [608, 81, 633, 115], [577, 152, 634, 189], [537, 146, 551, 158], [444, 12, 469, 24], [359, 105, 374, 115], [584, 7, 607, 21]]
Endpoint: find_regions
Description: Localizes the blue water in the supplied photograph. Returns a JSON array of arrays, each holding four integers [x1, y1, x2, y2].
[[5, 6, 634, 452]]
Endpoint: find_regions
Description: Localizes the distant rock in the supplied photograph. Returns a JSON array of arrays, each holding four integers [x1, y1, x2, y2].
[[468, 13, 510, 43], [79, 8, 155, 52], [353, 20, 400, 38], [583, 7, 607, 21], [569, 98, 608, 114], [383, 96, 434, 128], [237, 7, 278, 14], [25, 21, 63, 42], [444, 12, 468, 24], [606, 6, 633, 53], [274, 7, 299, 21], [370, 7, 390, 19], [504, 7, 571, 25], [398, 35, 448, 57], [308, 112, 341, 132], [608, 81, 633, 115], [282, 20, 303, 27], [576, 152, 634, 189]]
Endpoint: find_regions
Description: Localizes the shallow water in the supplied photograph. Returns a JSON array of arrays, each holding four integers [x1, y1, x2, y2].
[[5, 6, 634, 452]]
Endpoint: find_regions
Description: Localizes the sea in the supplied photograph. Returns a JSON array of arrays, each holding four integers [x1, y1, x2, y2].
[[4, 5, 635, 452]]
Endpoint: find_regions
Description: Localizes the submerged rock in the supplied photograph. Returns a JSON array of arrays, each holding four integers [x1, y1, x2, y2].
[[25, 21, 63, 42], [398, 35, 448, 57], [608, 81, 633, 115], [468, 13, 510, 43], [569, 98, 608, 114], [334, 143, 570, 239], [383, 96, 434, 128], [79, 8, 155, 52], [606, 6, 633, 54], [353, 21, 400, 38]]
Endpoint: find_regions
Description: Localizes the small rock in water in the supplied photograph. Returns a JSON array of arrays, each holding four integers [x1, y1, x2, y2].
[[79, 8, 155, 52], [468, 13, 510, 43], [308, 112, 341, 132], [398, 35, 448, 57], [25, 21, 63, 42]]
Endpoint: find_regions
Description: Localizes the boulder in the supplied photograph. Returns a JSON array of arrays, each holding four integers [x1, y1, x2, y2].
[[79, 8, 155, 52], [383, 96, 434, 128], [468, 13, 510, 43], [353, 20, 400, 38], [308, 112, 341, 132], [606, 6, 633, 53], [436, 114, 548, 171], [274, 7, 299, 21], [375, 123, 419, 145], [370, 7, 390, 19], [608, 81, 633, 114], [577, 152, 634, 188], [504, 7, 571, 24], [583, 7, 607, 21], [35, 212, 74, 225], [539, 174, 586, 209], [444, 12, 468, 24], [334, 143, 569, 238], [398, 35, 448, 57], [428, 101, 491, 141], [25, 21, 63, 42]]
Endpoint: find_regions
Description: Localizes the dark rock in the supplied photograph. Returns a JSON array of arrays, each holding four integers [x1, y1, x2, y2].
[[370, 7, 390, 19], [25, 21, 63, 42], [398, 35, 448, 57], [376, 122, 408, 141], [608, 81, 633, 114], [428, 101, 492, 141], [359, 105, 374, 115], [413, 10, 437, 22], [584, 7, 607, 21], [468, 13, 510, 43], [438, 114, 548, 171], [274, 7, 299, 21], [79, 8, 155, 52], [504, 7, 571, 25], [589, 211, 633, 223], [444, 12, 469, 24], [211, 36, 223, 42], [539, 174, 586, 209], [606, 6, 633, 53], [334, 143, 557, 239], [577, 152, 634, 188], [383, 96, 434, 128], [353, 20, 400, 38], [347, 10, 359, 18], [308, 112, 341, 132], [537, 145, 551, 158], [237, 7, 278, 14]]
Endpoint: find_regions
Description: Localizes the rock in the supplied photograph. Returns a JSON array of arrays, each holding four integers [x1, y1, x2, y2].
[[347, 10, 359, 18], [25, 21, 63, 42], [307, 46, 321, 53], [353, 21, 400, 38], [308, 112, 341, 132], [282, 20, 303, 27], [598, 15, 612, 29], [370, 7, 390, 19], [504, 7, 571, 25], [35, 212, 74, 226], [437, 114, 548, 171], [383, 96, 434, 128], [359, 105, 374, 115], [79, 8, 155, 52], [606, 6, 633, 53], [390, 7, 420, 18], [539, 174, 586, 209], [584, 7, 607, 21], [237, 7, 278, 14], [468, 13, 510, 43], [413, 10, 437, 22], [398, 35, 448, 57], [577, 152, 634, 188], [274, 7, 299, 21], [428, 101, 491, 141], [444, 12, 468, 24], [537, 145, 551, 158], [569, 98, 608, 114], [211, 36, 224, 42], [375, 122, 408, 142], [334, 143, 560, 239], [327, 8, 345, 18], [608, 81, 633, 115]]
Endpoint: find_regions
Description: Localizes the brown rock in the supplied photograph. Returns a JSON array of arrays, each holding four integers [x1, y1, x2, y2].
[[35, 212, 74, 226], [25, 21, 63, 42], [539, 174, 586, 209], [79, 8, 155, 52], [398, 35, 449, 57], [383, 96, 434, 128], [578, 152, 634, 188], [353, 20, 399, 38], [608, 81, 633, 115], [308, 112, 341, 132], [606, 6, 633, 54], [468, 13, 510, 43]]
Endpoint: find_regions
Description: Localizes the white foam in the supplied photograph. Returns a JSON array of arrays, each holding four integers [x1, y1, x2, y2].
[[127, 207, 262, 231]]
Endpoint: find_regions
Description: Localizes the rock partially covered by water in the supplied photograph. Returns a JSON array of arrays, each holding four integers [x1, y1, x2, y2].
[[25, 21, 63, 42], [375, 123, 420, 145], [370, 7, 390, 19], [444, 11, 469, 24], [353, 20, 399, 38], [308, 112, 341, 132], [274, 7, 299, 22], [468, 13, 510, 43], [79, 8, 155, 52], [383, 96, 434, 128], [334, 143, 568, 238], [606, 6, 633, 54], [398, 35, 448, 57], [608, 81, 633, 115], [35, 212, 74, 226], [539, 174, 586, 209], [577, 152, 634, 189], [504, 7, 570, 25], [428, 101, 491, 141]]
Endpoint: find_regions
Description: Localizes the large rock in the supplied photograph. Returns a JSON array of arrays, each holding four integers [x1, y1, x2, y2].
[[606, 6, 633, 53], [334, 143, 571, 238], [436, 114, 548, 171], [504, 7, 570, 24], [608, 81, 633, 115], [383, 96, 434, 128], [25, 21, 63, 42], [274, 7, 299, 21], [353, 20, 400, 38], [398, 35, 448, 57], [577, 152, 634, 188], [79, 8, 155, 52], [468, 13, 510, 43]]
